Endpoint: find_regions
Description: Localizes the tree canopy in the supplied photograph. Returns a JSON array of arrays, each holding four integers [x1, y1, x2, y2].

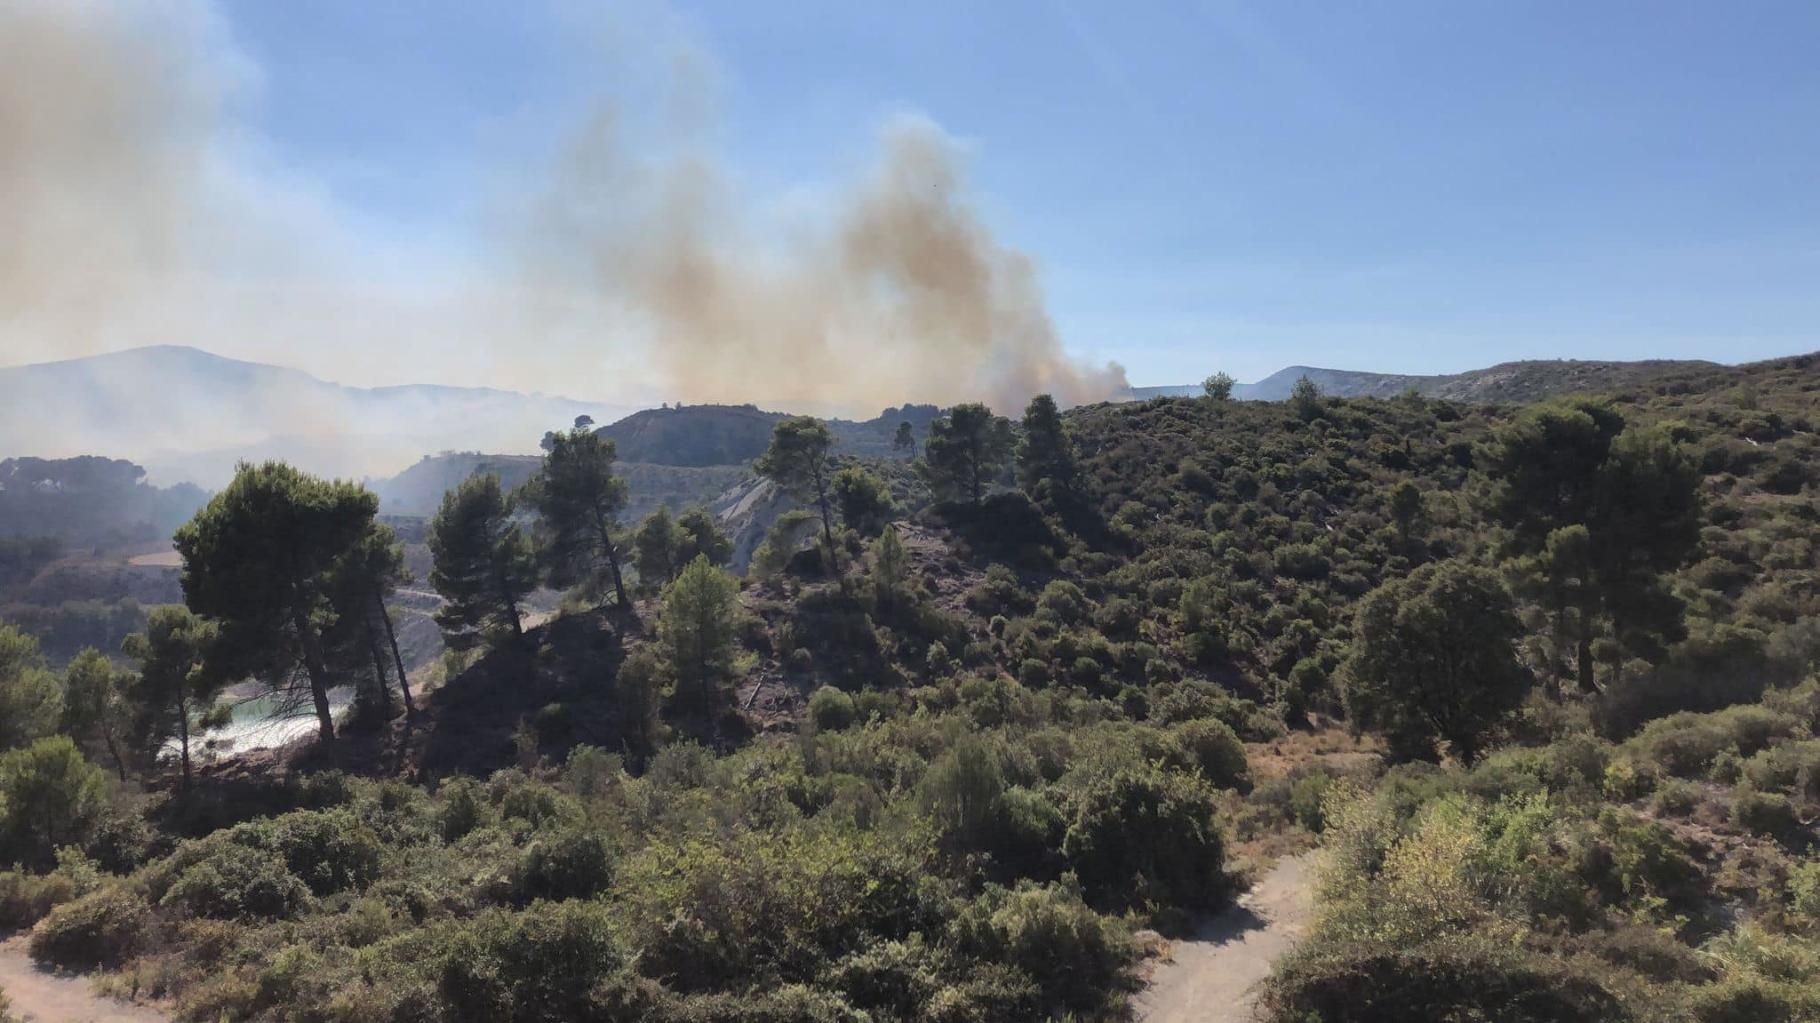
[[429, 473, 538, 651], [1341, 559, 1530, 763], [923, 403, 1014, 506], [521, 428, 633, 610], [173, 461, 378, 742]]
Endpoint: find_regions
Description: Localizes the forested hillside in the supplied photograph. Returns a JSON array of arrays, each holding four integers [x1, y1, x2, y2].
[[0, 352, 1815, 1023]]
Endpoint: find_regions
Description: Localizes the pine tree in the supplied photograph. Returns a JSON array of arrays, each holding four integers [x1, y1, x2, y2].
[[521, 429, 633, 610], [174, 461, 377, 743], [754, 417, 841, 577], [0, 625, 61, 751], [429, 474, 538, 651], [675, 508, 733, 568], [633, 507, 684, 595], [923, 403, 1014, 506], [1484, 401, 1700, 690], [121, 606, 227, 787], [1015, 393, 1079, 500], [61, 648, 130, 780], [658, 556, 740, 716], [832, 466, 894, 536]]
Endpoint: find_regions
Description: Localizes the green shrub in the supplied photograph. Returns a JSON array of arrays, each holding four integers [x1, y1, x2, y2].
[[159, 841, 311, 921], [1688, 977, 1820, 1023], [1732, 789, 1800, 840], [256, 809, 384, 896], [0, 870, 78, 930], [1289, 772, 1336, 832], [823, 936, 941, 1019], [948, 882, 1132, 1017], [1653, 779, 1702, 817], [1171, 719, 1252, 792], [1061, 766, 1227, 910], [27, 885, 150, 970], [985, 787, 1064, 880], [439, 777, 493, 841], [516, 827, 615, 902], [439, 901, 637, 1023], [0, 736, 107, 868], [1258, 938, 1631, 1023], [809, 687, 857, 732]]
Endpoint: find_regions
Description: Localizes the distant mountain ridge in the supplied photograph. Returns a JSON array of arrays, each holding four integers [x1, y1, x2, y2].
[[1132, 357, 1725, 402], [0, 345, 628, 488]]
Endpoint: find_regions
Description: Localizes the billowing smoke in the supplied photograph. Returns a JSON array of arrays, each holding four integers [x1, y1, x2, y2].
[[0, 1, 221, 361], [522, 108, 1128, 412], [0, 2, 1125, 477]]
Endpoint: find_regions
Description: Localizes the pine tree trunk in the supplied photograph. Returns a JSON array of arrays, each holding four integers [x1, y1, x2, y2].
[[292, 606, 337, 742], [376, 590, 414, 717], [365, 628, 395, 717], [176, 691, 192, 789]]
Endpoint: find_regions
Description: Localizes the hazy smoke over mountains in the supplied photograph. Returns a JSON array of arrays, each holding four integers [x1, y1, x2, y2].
[[0, 0, 1125, 467]]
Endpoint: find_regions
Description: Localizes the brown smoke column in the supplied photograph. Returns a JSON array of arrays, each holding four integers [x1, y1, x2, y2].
[[524, 109, 1128, 414]]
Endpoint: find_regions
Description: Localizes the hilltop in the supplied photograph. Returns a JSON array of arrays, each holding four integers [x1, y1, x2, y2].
[[1133, 355, 1727, 402]]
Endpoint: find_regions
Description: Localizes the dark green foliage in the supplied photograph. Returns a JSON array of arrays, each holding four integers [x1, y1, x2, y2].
[[1170, 718, 1252, 792], [0, 736, 107, 868], [1061, 766, 1226, 911], [430, 473, 538, 649], [175, 460, 379, 743], [1016, 394, 1080, 503], [676, 508, 734, 568], [1259, 939, 1632, 1023], [521, 427, 634, 608], [1342, 560, 1530, 763], [633, 506, 685, 595], [1202, 372, 1236, 400], [60, 647, 130, 779], [1486, 402, 1701, 690], [440, 901, 636, 1023], [755, 417, 842, 574], [809, 686, 857, 731], [659, 557, 741, 717], [922, 403, 1014, 506], [516, 828, 615, 902], [120, 605, 227, 786], [27, 886, 151, 970], [831, 466, 894, 536], [157, 841, 312, 921], [947, 882, 1132, 1017], [0, 625, 61, 751]]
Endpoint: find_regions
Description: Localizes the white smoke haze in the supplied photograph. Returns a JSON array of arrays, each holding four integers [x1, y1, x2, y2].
[[0, 1, 1126, 475]]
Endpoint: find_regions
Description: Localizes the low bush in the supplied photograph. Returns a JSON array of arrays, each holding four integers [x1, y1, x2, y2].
[[1732, 789, 1800, 841], [1170, 718, 1252, 792], [1258, 939, 1632, 1023], [0, 870, 78, 930], [809, 687, 857, 732], [27, 885, 151, 970], [515, 827, 615, 902]]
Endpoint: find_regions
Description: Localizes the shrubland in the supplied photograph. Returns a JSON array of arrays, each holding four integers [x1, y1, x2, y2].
[[0, 351, 1814, 1021]]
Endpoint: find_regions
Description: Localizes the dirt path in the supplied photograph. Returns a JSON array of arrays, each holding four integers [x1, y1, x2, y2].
[[0, 938, 166, 1023], [1135, 852, 1317, 1023]]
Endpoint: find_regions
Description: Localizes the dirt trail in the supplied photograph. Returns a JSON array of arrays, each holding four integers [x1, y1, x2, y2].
[[1135, 852, 1316, 1023], [0, 938, 166, 1023]]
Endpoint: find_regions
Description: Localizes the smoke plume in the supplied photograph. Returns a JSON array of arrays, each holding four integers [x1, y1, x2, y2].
[[0, 2, 1125, 476], [522, 108, 1128, 412]]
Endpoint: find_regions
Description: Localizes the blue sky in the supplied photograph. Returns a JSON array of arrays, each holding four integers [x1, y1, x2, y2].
[[211, 1, 1820, 385], [10, 1, 1815, 395]]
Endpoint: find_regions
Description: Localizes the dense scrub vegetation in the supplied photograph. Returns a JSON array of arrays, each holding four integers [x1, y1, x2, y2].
[[0, 351, 1815, 1021]]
